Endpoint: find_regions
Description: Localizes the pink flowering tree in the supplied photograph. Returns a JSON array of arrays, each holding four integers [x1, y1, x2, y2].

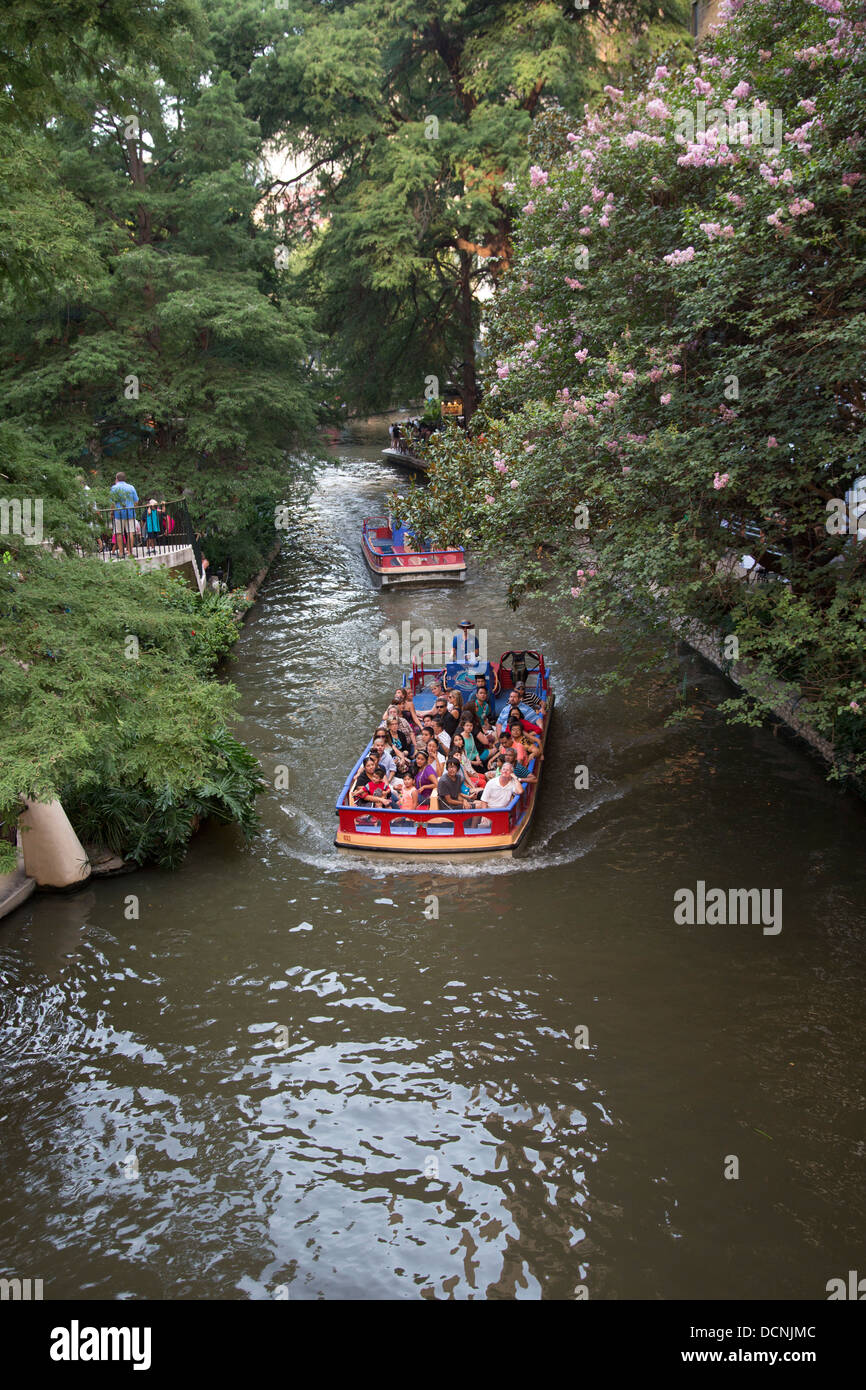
[[399, 0, 866, 774]]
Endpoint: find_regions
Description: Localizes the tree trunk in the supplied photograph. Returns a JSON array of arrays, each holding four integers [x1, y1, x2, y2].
[[458, 248, 478, 424]]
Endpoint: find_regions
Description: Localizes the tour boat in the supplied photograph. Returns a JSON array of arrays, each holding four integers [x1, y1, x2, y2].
[[334, 624, 553, 856], [361, 517, 466, 587], [381, 447, 428, 472]]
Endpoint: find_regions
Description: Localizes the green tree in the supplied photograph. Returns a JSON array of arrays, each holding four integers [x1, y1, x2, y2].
[[399, 0, 866, 775], [0, 59, 318, 582], [208, 0, 687, 417]]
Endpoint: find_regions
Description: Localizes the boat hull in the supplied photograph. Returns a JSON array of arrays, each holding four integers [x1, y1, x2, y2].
[[361, 545, 466, 587]]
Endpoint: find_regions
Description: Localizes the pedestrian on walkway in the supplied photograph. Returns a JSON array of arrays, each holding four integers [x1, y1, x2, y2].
[[110, 472, 139, 559]]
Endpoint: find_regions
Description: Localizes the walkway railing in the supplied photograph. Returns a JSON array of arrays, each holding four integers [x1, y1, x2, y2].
[[90, 498, 204, 575]]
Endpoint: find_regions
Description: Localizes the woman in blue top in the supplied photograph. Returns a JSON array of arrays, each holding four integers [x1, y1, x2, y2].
[[144, 498, 162, 549]]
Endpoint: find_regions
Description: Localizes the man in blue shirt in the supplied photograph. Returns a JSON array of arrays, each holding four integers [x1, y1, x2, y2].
[[496, 688, 543, 730], [110, 472, 139, 558]]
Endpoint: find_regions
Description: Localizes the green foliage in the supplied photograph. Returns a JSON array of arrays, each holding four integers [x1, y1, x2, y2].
[[61, 726, 264, 869], [400, 0, 866, 776], [210, 0, 688, 416], [0, 45, 319, 587]]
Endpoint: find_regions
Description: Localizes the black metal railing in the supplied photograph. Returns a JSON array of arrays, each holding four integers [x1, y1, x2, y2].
[[90, 498, 199, 564]]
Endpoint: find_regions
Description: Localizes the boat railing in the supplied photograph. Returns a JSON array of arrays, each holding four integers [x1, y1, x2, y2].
[[362, 518, 463, 567]]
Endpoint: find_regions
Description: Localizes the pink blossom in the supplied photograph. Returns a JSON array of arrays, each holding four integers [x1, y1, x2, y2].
[[713, 472, 730, 490], [798, 99, 817, 116], [591, 186, 604, 202], [726, 192, 745, 208], [484, 495, 495, 505], [649, 368, 664, 383], [654, 65, 669, 81], [767, 436, 779, 448], [850, 700, 861, 713], [529, 165, 549, 188], [660, 392, 672, 405], [758, 49, 772, 61], [719, 404, 736, 422], [580, 204, 592, 217], [496, 364, 510, 379], [587, 569, 597, 577], [579, 227, 592, 237], [494, 460, 507, 474], [576, 569, 585, 578], [622, 466, 632, 474], [565, 277, 585, 289], [524, 443, 536, 453], [510, 479, 519, 489], [731, 80, 750, 100], [788, 198, 815, 216], [599, 214, 610, 227], [566, 133, 579, 143], [622, 370, 636, 384], [842, 173, 862, 186], [603, 86, 624, 101], [575, 349, 589, 364], [694, 77, 713, 97], [522, 200, 536, 215], [663, 246, 695, 266], [668, 364, 682, 375], [646, 98, 670, 120], [767, 209, 785, 228]]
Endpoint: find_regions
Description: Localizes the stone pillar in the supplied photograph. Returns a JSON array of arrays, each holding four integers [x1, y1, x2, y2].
[[18, 800, 92, 890]]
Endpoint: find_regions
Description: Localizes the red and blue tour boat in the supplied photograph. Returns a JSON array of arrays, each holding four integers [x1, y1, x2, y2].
[[334, 622, 554, 855], [361, 517, 466, 587]]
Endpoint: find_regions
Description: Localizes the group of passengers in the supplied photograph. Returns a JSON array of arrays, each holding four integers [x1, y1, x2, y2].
[[348, 673, 547, 817]]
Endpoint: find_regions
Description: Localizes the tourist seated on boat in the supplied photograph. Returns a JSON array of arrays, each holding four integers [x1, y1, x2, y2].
[[385, 705, 417, 747], [414, 749, 438, 805], [437, 757, 478, 811], [392, 774, 418, 810], [425, 737, 446, 778], [350, 755, 389, 807], [479, 761, 523, 811], [430, 715, 451, 751], [496, 689, 542, 729], [392, 751, 415, 788], [475, 715, 497, 761], [432, 696, 458, 738], [487, 728, 515, 772], [386, 714, 415, 759], [371, 730, 397, 779], [507, 710, 542, 755], [460, 718, 485, 772], [514, 680, 544, 713], [450, 733, 486, 790], [392, 688, 421, 730], [508, 734, 539, 784], [465, 684, 493, 728]]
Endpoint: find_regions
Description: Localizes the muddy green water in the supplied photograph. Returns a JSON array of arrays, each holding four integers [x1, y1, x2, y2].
[[1, 427, 864, 1300]]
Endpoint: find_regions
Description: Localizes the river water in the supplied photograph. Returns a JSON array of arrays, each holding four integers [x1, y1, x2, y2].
[[1, 425, 864, 1300]]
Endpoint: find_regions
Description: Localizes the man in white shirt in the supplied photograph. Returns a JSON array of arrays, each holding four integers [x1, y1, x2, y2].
[[480, 762, 523, 810]]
